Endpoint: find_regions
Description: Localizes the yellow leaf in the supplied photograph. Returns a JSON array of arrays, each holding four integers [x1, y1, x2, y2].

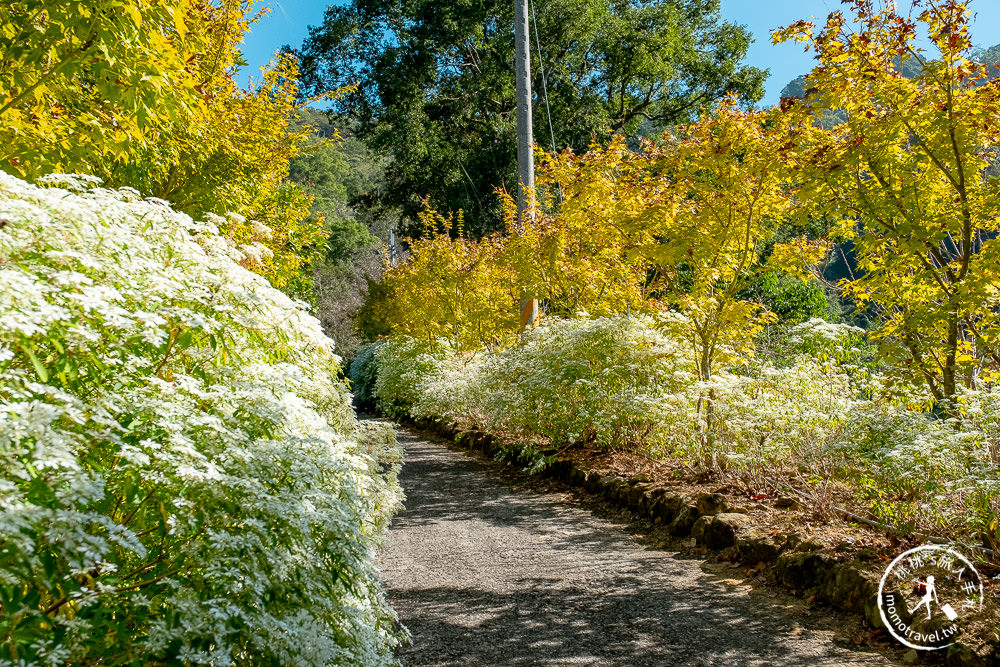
[[125, 5, 142, 28], [172, 6, 187, 39]]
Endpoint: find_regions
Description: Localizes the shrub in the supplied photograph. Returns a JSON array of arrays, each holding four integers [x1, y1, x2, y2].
[[479, 316, 693, 450], [0, 174, 404, 665], [705, 361, 855, 472], [409, 352, 488, 428], [373, 337, 453, 418], [372, 311, 1000, 545], [349, 340, 385, 411]]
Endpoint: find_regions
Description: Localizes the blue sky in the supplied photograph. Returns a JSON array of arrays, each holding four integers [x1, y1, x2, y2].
[[239, 0, 1000, 107]]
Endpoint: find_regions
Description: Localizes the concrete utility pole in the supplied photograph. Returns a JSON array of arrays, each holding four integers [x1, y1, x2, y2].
[[515, 0, 539, 329], [514, 0, 534, 224]]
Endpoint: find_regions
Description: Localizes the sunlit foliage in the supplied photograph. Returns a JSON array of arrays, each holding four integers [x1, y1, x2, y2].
[[0, 174, 404, 664], [0, 1, 334, 292], [775, 0, 1000, 404]]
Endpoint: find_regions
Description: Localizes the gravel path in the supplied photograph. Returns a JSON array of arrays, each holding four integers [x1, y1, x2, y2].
[[378, 425, 897, 666]]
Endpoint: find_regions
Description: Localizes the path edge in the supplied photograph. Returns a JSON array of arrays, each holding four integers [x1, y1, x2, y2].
[[397, 415, 998, 667]]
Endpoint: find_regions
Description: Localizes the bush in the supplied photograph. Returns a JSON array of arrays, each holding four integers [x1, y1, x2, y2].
[[480, 316, 692, 450], [373, 337, 454, 418], [704, 361, 854, 471], [349, 340, 385, 411], [376, 316, 693, 450], [372, 312, 1000, 545], [0, 174, 404, 665]]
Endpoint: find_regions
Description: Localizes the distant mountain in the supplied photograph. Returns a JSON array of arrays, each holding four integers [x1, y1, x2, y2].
[[778, 42, 1000, 102], [779, 75, 806, 101]]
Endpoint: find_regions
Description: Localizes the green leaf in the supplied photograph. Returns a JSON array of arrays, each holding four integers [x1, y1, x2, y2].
[[19, 344, 49, 382]]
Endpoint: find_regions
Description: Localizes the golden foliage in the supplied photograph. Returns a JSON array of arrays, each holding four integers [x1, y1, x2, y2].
[[776, 0, 1000, 401], [1, 0, 339, 290], [0, 0, 204, 177], [375, 101, 802, 379]]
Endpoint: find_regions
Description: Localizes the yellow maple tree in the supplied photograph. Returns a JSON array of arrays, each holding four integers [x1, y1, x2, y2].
[[775, 0, 1000, 404]]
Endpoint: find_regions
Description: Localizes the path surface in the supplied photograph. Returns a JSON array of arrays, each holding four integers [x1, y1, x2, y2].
[[378, 425, 897, 666]]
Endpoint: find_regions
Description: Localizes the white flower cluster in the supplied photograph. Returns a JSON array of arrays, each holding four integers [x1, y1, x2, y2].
[[0, 173, 404, 665], [372, 314, 999, 541], [786, 317, 864, 360], [376, 316, 694, 450]]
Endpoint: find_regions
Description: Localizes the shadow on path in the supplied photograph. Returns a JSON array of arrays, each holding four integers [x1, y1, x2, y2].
[[378, 426, 897, 666]]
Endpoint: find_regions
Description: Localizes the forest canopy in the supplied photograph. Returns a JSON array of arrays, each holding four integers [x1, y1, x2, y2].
[[296, 0, 767, 237]]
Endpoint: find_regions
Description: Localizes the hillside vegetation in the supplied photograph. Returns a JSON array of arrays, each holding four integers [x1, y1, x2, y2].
[[358, 0, 1000, 556]]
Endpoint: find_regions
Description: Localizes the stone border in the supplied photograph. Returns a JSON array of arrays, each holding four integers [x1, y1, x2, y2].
[[405, 416, 998, 667]]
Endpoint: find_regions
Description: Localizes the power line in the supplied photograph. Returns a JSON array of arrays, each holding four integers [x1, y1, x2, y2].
[[530, 0, 557, 155]]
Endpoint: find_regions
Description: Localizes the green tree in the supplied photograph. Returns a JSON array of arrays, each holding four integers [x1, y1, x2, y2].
[[287, 109, 390, 354], [296, 0, 766, 237]]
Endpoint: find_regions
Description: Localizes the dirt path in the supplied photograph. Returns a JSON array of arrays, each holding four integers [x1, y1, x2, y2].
[[378, 425, 898, 666]]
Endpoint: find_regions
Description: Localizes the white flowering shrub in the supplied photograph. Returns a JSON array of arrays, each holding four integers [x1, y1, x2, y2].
[[786, 318, 864, 357], [0, 174, 404, 665], [373, 312, 1000, 544], [704, 361, 854, 469], [372, 337, 456, 418], [479, 317, 693, 449], [409, 353, 489, 428], [833, 398, 1000, 541], [375, 317, 693, 450]]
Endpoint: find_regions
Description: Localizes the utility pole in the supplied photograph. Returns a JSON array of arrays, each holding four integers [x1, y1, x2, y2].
[[515, 0, 539, 329], [514, 0, 534, 225]]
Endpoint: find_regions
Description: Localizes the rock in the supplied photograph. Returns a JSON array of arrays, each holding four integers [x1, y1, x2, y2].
[[633, 484, 656, 514], [696, 492, 730, 516], [856, 547, 881, 563], [793, 538, 824, 552], [702, 513, 751, 550], [626, 484, 646, 509], [774, 496, 799, 510], [719, 546, 740, 562], [902, 649, 919, 665], [735, 531, 783, 564], [607, 480, 629, 504], [945, 642, 996, 667], [775, 550, 832, 590], [868, 585, 907, 631], [819, 563, 878, 614], [728, 505, 749, 514], [640, 486, 667, 516], [653, 493, 686, 524], [583, 470, 603, 493], [669, 504, 699, 537], [599, 474, 625, 493], [628, 473, 651, 484], [691, 516, 713, 544], [782, 532, 803, 550]]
